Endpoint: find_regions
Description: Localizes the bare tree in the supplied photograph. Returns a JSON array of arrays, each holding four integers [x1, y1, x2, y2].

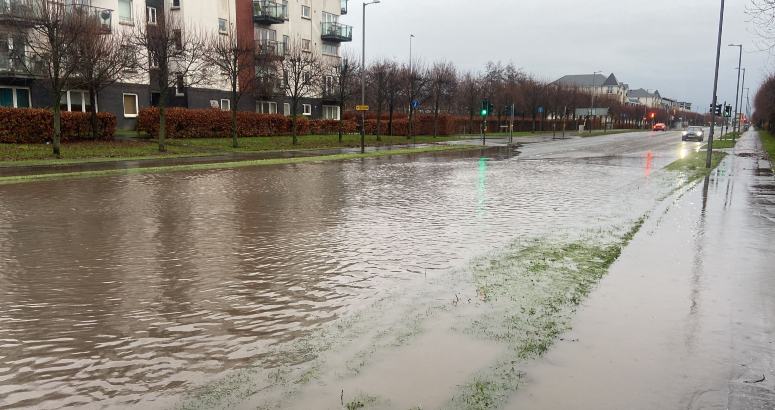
[[277, 37, 324, 144], [72, 14, 134, 141], [328, 48, 359, 142], [749, 1, 775, 53], [459, 70, 482, 133], [9, 0, 93, 155], [429, 60, 456, 137], [384, 61, 402, 136], [406, 60, 429, 138], [128, 9, 209, 152], [204, 24, 256, 148], [367, 57, 395, 141]]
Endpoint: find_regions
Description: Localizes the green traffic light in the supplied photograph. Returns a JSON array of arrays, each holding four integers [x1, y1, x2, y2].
[[481, 110, 487, 116]]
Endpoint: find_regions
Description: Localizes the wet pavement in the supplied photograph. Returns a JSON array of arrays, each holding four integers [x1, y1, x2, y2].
[[0, 128, 772, 409]]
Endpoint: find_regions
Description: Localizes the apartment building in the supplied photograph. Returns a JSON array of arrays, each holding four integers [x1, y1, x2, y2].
[[554, 73, 630, 104], [0, 0, 350, 130]]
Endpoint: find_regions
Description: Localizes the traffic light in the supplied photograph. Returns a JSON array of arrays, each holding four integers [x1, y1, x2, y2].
[[714, 104, 722, 116], [650, 112, 655, 119], [481, 99, 488, 116], [565, 107, 571, 116], [504, 105, 513, 116], [724, 105, 732, 117], [488, 102, 494, 116]]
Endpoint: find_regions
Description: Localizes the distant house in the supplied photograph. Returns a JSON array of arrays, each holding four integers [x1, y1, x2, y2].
[[627, 89, 662, 108], [554, 73, 629, 104]]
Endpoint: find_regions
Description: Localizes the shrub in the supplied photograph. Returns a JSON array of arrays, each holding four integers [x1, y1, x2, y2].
[[0, 107, 116, 143]]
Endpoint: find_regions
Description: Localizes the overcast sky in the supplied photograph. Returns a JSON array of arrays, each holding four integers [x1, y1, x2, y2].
[[344, 0, 771, 114]]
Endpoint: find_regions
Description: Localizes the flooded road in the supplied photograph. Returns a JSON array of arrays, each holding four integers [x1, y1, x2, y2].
[[0, 129, 739, 409]]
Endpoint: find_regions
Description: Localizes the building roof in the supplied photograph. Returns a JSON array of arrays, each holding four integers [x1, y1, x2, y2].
[[602, 73, 619, 86], [627, 88, 654, 98], [554, 73, 610, 87]]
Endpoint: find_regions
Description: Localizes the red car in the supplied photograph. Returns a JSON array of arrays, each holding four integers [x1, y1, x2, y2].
[[652, 123, 666, 131]]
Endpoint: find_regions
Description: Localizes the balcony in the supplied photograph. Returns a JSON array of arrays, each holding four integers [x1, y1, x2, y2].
[[69, 4, 113, 33], [321, 22, 352, 43], [0, 51, 46, 78], [0, 0, 36, 24], [255, 39, 284, 58], [341, 0, 347, 15], [253, 0, 286, 25]]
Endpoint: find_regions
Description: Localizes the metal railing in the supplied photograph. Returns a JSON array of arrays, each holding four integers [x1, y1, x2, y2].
[[0, 0, 36, 20], [0, 1, 112, 30], [69, 4, 112, 31], [321, 22, 352, 41], [253, 0, 286, 22], [256, 39, 284, 57], [0, 50, 46, 76]]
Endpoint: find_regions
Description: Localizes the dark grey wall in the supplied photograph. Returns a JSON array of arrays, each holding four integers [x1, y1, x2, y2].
[[99, 83, 150, 131]]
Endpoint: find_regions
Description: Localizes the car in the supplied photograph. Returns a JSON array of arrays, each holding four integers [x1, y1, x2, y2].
[[653, 123, 666, 131], [682, 126, 704, 141]]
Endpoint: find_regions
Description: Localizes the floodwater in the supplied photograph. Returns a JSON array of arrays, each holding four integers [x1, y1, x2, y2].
[[0, 131, 718, 409]]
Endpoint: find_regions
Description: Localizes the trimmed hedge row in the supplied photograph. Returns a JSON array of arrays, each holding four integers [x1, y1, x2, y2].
[[137, 107, 358, 138], [0, 107, 117, 143]]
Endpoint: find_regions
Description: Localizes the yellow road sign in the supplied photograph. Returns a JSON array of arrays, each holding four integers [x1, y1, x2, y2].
[[356, 105, 370, 111]]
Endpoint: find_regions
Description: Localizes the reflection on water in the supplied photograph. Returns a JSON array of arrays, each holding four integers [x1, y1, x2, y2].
[[0, 147, 668, 409]]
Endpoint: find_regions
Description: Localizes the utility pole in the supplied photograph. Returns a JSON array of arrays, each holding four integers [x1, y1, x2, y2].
[[737, 68, 745, 142], [729, 44, 742, 140], [408, 34, 414, 140], [707, 0, 725, 169], [361, 0, 380, 153]]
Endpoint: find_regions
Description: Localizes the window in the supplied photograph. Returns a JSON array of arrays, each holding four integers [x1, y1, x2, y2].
[[323, 105, 339, 120], [123, 94, 139, 117], [176, 74, 185, 96], [302, 39, 310, 51], [284, 103, 290, 116], [218, 19, 227, 33], [303, 104, 311, 115], [322, 12, 337, 24], [172, 0, 180, 8], [301, 5, 310, 18], [60, 90, 94, 112], [302, 71, 310, 84], [174, 29, 182, 50], [257, 101, 277, 114], [221, 99, 230, 111], [147, 7, 157, 24], [322, 43, 338, 56], [283, 35, 289, 55], [0, 87, 30, 108], [606, 86, 613, 94], [283, 0, 288, 20], [118, 0, 132, 23], [149, 49, 159, 69], [324, 76, 335, 95]]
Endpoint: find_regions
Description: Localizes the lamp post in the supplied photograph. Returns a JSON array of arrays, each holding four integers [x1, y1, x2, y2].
[[743, 87, 750, 121], [737, 67, 745, 141], [360, 0, 380, 154], [728, 44, 742, 139], [706, 0, 725, 169], [590, 70, 601, 133], [408, 34, 414, 139]]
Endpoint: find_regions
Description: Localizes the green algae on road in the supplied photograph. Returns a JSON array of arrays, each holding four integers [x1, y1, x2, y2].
[[0, 145, 480, 186]]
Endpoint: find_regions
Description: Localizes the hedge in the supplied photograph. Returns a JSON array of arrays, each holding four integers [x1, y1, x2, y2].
[[137, 107, 358, 138], [0, 107, 117, 143]]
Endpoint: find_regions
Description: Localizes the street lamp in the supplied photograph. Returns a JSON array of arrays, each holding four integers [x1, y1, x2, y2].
[[360, 0, 380, 154], [590, 70, 601, 133], [728, 44, 742, 139], [743, 87, 750, 121], [738, 67, 745, 141], [409, 34, 415, 139]]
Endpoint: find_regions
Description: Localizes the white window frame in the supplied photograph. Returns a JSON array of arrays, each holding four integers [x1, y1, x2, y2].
[[175, 74, 185, 96], [284, 102, 290, 116], [322, 105, 340, 120], [171, 0, 181, 9], [322, 43, 338, 56], [118, 0, 133, 24], [0, 86, 31, 108], [218, 19, 228, 34], [302, 104, 312, 116], [147, 7, 157, 25], [221, 99, 230, 111], [301, 5, 310, 19], [123, 93, 139, 118], [302, 39, 311, 52], [257, 101, 277, 114], [61, 90, 96, 113]]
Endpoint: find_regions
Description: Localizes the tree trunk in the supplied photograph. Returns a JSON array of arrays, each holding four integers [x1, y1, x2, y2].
[[433, 104, 439, 138], [388, 106, 394, 136], [53, 102, 61, 156], [89, 87, 99, 140], [292, 101, 298, 145], [376, 103, 382, 142], [338, 102, 344, 143], [407, 107, 413, 139], [469, 110, 474, 134], [159, 91, 167, 152], [532, 111, 536, 133]]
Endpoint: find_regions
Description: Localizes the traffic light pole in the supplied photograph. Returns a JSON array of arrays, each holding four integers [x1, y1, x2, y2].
[[483, 115, 486, 146], [706, 0, 725, 169], [510, 103, 514, 144]]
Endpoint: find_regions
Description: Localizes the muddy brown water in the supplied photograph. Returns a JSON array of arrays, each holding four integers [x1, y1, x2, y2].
[[0, 132, 702, 409]]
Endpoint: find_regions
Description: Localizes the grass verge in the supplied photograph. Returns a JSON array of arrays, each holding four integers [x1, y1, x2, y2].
[[0, 145, 480, 185], [0, 140, 206, 167], [170, 134, 461, 153], [763, 132, 775, 170], [665, 150, 726, 182], [701, 139, 737, 150]]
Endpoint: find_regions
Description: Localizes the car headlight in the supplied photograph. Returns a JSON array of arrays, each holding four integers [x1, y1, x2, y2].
[[697, 132, 703, 136], [682, 132, 687, 136]]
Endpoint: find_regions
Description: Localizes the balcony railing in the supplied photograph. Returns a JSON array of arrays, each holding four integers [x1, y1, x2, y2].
[[255, 39, 284, 58], [0, 51, 46, 77], [341, 0, 347, 15], [321, 22, 352, 42], [69, 4, 113, 32], [0, 0, 36, 22], [253, 0, 286, 25]]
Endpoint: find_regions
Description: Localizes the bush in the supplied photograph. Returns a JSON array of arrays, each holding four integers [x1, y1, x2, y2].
[[137, 107, 354, 138], [0, 107, 116, 143]]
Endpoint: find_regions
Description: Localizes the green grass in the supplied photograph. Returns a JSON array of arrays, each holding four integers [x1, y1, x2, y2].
[[172, 134, 461, 153], [701, 139, 737, 150], [0, 140, 206, 167], [0, 145, 480, 185], [665, 150, 726, 182], [579, 129, 640, 137], [458, 131, 552, 137], [763, 132, 775, 170]]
